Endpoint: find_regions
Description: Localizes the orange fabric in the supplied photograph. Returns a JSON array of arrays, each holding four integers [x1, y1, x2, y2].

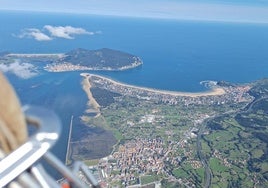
[[61, 182, 71, 188]]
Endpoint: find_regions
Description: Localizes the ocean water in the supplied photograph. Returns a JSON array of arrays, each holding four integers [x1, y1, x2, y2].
[[1, 11, 268, 92], [1, 11, 268, 164]]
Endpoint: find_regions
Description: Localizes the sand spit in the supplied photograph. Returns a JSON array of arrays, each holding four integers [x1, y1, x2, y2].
[[80, 73, 101, 117], [7, 53, 65, 58]]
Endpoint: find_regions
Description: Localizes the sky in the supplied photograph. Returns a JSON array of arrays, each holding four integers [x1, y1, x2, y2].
[[1, 0, 268, 23]]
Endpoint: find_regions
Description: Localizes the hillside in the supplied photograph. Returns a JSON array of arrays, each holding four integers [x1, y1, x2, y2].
[[203, 78, 268, 187], [56, 48, 143, 70]]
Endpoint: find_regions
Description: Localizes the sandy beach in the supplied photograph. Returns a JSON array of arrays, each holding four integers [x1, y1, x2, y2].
[[84, 73, 226, 98]]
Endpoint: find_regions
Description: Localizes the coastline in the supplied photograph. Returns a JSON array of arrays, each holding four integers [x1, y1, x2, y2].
[[85, 73, 226, 98], [44, 60, 142, 72], [80, 73, 101, 117]]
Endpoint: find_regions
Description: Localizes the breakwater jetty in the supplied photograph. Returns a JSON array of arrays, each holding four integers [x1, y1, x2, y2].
[[65, 115, 73, 165]]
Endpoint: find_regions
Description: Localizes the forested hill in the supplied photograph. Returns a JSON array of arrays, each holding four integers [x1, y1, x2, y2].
[[58, 48, 142, 70]]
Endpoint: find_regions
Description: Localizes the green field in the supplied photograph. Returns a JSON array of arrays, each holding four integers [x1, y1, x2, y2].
[[80, 79, 268, 187]]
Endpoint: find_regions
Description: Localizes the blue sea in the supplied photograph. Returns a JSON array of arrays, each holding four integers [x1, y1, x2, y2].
[[1, 10, 268, 165], [1, 11, 268, 91]]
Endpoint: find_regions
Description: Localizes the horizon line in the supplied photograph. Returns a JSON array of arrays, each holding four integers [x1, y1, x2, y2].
[[1, 9, 268, 25]]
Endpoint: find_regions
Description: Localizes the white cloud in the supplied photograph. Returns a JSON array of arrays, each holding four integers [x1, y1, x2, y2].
[[29, 29, 52, 41], [15, 25, 98, 41], [0, 60, 38, 79], [17, 28, 52, 41], [44, 25, 94, 39]]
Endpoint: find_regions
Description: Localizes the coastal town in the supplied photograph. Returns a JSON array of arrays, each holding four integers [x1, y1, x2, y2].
[[73, 73, 255, 187], [96, 137, 202, 187], [44, 58, 142, 72], [85, 73, 253, 107]]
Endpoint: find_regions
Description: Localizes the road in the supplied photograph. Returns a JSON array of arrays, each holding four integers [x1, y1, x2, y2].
[[196, 104, 252, 188], [196, 118, 212, 188]]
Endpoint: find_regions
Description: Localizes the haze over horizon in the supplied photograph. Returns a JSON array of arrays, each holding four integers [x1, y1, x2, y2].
[[1, 0, 268, 23]]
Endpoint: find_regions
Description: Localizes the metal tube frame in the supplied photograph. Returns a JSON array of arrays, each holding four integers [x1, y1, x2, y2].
[[0, 106, 99, 188]]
